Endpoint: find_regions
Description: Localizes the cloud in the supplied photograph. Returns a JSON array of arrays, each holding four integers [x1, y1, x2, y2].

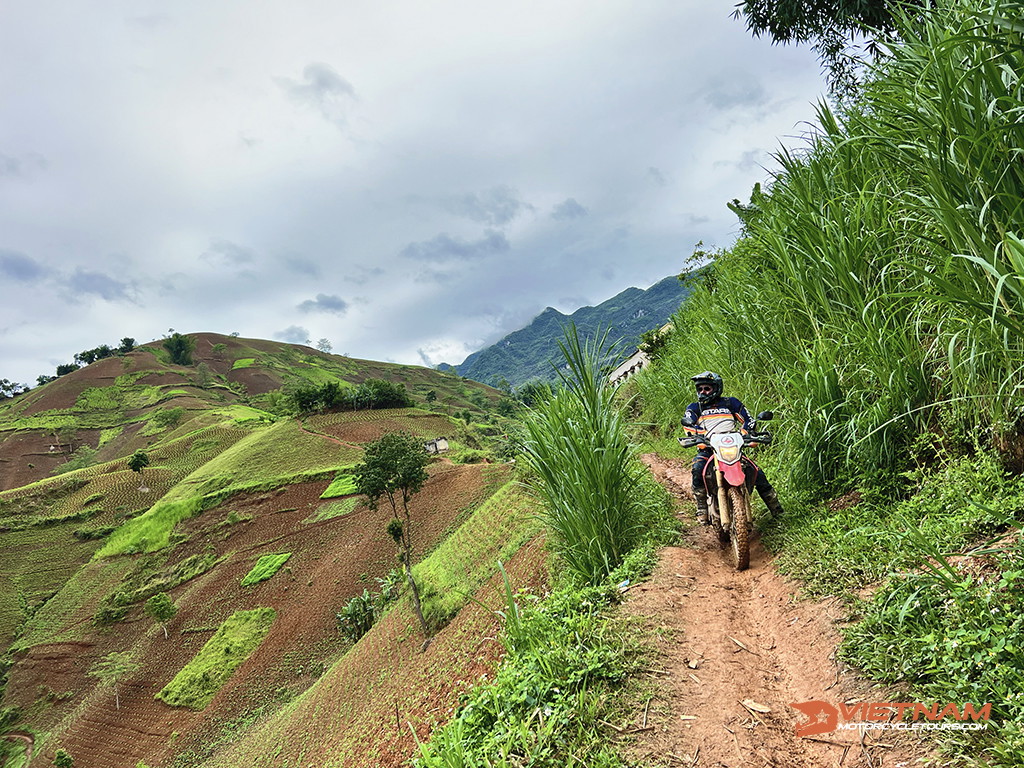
[[684, 213, 711, 225], [443, 185, 532, 226], [551, 198, 588, 221], [400, 230, 510, 262], [705, 74, 768, 110], [0, 249, 48, 282], [283, 256, 321, 278], [297, 293, 348, 314], [277, 63, 356, 125], [0, 152, 47, 178], [648, 167, 668, 186], [343, 266, 385, 285], [125, 13, 172, 29], [414, 268, 454, 284], [201, 238, 256, 266], [714, 149, 763, 172], [274, 325, 311, 344], [65, 268, 134, 302]]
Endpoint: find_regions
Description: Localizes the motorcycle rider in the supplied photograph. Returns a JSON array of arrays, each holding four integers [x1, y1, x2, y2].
[[682, 371, 784, 524]]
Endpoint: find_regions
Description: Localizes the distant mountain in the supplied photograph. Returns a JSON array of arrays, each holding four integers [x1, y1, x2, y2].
[[446, 275, 689, 389]]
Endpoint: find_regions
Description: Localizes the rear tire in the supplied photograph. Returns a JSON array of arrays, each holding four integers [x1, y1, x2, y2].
[[728, 485, 750, 571]]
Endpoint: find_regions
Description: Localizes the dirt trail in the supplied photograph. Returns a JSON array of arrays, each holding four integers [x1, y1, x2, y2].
[[627, 455, 929, 768]]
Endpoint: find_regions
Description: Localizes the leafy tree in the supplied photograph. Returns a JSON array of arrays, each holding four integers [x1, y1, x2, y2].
[[88, 651, 139, 710], [425, 390, 437, 403], [353, 432, 431, 640], [37, 374, 56, 386], [638, 327, 671, 361], [496, 398, 517, 417], [162, 333, 196, 366], [118, 337, 136, 354], [128, 450, 150, 474], [144, 592, 178, 639], [54, 749, 74, 767], [196, 362, 213, 389], [211, 342, 227, 359], [316, 338, 333, 353], [732, 0, 923, 96], [514, 379, 552, 407], [0, 379, 29, 399], [55, 363, 80, 376], [128, 450, 150, 491]]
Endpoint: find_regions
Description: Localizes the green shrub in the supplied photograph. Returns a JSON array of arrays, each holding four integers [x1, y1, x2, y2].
[[240, 553, 292, 587], [519, 325, 672, 583]]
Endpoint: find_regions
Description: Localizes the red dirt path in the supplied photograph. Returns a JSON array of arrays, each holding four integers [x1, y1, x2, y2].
[[625, 455, 935, 768]]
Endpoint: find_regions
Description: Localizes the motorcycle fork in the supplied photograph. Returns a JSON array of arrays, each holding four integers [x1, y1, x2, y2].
[[715, 465, 730, 527]]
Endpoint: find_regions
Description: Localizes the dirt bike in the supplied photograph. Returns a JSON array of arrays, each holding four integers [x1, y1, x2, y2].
[[678, 411, 774, 571]]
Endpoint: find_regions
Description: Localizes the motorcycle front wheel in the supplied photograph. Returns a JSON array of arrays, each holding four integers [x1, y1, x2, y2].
[[727, 485, 751, 571]]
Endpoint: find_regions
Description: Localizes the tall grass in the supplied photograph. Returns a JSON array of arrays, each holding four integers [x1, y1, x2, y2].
[[519, 325, 670, 583], [638, 0, 1024, 497]]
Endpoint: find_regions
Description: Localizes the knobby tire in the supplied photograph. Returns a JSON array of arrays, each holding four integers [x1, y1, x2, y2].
[[728, 485, 750, 571]]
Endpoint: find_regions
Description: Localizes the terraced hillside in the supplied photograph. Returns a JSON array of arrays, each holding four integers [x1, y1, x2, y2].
[[0, 334, 536, 768]]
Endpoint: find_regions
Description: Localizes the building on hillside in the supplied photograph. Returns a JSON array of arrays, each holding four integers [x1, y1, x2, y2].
[[608, 322, 674, 387], [424, 437, 449, 454], [608, 349, 650, 387]]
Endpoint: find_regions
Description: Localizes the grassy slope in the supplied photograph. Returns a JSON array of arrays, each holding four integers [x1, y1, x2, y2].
[[0, 333, 516, 767]]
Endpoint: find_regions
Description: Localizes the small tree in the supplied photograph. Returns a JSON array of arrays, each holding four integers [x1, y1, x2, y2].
[[89, 651, 139, 710], [162, 333, 196, 366], [128, 450, 150, 492], [118, 337, 136, 354], [425, 390, 437, 403], [144, 592, 178, 639], [196, 362, 213, 389], [54, 748, 74, 767], [353, 432, 431, 641], [316, 338, 333, 353]]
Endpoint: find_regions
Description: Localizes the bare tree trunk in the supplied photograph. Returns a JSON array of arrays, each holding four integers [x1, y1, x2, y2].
[[403, 558, 429, 641], [114, 683, 120, 710]]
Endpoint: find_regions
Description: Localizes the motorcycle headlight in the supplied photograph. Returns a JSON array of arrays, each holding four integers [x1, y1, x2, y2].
[[719, 445, 741, 462]]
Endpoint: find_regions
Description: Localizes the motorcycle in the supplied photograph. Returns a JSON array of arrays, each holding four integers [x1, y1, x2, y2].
[[678, 410, 774, 571]]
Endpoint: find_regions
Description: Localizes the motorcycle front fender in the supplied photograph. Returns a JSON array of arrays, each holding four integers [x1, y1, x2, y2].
[[722, 460, 746, 487]]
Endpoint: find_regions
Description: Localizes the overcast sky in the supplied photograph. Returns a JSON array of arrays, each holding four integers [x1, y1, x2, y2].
[[0, 1, 824, 385]]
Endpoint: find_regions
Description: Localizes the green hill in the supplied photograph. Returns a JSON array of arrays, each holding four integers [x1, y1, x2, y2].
[[0, 332, 541, 768], [444, 275, 689, 389]]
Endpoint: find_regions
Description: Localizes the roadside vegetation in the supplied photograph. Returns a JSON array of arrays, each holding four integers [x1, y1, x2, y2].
[[415, 326, 675, 765], [636, 1, 1024, 763]]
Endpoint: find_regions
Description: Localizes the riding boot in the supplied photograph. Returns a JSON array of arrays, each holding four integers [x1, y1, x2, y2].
[[693, 490, 711, 525], [758, 486, 784, 517]]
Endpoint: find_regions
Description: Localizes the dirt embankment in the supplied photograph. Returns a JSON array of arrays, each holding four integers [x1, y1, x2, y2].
[[628, 454, 933, 768]]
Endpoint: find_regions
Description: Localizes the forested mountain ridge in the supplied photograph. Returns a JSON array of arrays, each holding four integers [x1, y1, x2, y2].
[[443, 274, 689, 388]]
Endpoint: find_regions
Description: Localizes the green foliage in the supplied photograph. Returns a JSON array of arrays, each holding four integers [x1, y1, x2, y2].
[[287, 377, 413, 415], [232, 358, 256, 370], [128, 450, 150, 474], [240, 553, 292, 587], [319, 471, 358, 499], [145, 592, 178, 635], [334, 576, 405, 644], [54, 748, 74, 767], [151, 407, 185, 430], [163, 333, 196, 366], [520, 325, 673, 583], [156, 607, 275, 710], [353, 431, 429, 514], [89, 650, 140, 709], [415, 547, 659, 767], [639, 0, 1024, 500], [842, 533, 1024, 760]]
